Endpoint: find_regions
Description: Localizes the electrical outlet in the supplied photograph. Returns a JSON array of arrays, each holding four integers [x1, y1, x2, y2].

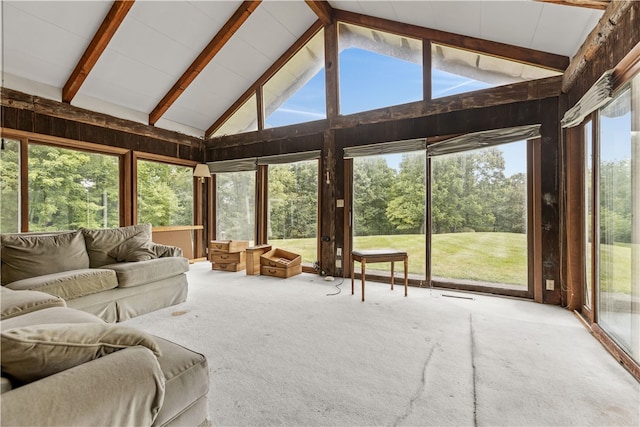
[[336, 247, 342, 257], [546, 279, 554, 291], [336, 259, 342, 269]]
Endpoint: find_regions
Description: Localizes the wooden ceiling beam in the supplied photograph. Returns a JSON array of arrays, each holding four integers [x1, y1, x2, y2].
[[62, 0, 134, 103], [206, 20, 324, 139], [535, 0, 610, 10], [305, 0, 334, 26], [149, 0, 262, 126], [334, 9, 569, 72], [562, 0, 634, 92]]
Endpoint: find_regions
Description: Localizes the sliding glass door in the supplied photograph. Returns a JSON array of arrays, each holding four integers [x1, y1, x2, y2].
[[596, 74, 640, 361], [431, 142, 528, 290]]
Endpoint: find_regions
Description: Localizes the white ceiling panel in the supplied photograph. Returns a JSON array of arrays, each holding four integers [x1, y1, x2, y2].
[[532, 4, 602, 57], [1, 1, 111, 88], [480, 2, 543, 50], [260, 1, 318, 38]]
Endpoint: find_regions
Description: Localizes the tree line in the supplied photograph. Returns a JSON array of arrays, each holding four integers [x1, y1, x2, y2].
[[1, 142, 633, 245]]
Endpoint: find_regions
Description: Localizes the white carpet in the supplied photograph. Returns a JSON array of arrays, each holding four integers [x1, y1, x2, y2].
[[124, 262, 640, 426]]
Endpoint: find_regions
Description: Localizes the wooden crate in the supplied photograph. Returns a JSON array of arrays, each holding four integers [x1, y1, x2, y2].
[[260, 264, 302, 278], [245, 245, 272, 275], [260, 248, 301, 268], [210, 250, 246, 265], [212, 261, 246, 272], [209, 240, 249, 253]]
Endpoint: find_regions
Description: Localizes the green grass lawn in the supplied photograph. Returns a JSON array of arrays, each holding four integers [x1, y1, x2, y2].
[[270, 233, 634, 291]]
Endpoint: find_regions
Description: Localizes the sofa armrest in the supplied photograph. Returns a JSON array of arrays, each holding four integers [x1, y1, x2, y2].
[[150, 242, 183, 258], [102, 257, 189, 288], [1, 346, 165, 427]]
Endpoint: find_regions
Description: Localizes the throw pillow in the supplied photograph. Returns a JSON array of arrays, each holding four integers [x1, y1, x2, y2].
[[107, 236, 158, 262], [1, 323, 162, 384], [81, 224, 152, 267], [0, 230, 90, 286]]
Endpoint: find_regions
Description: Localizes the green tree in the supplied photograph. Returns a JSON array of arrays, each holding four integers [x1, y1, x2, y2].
[[137, 160, 193, 227], [0, 139, 20, 232], [386, 153, 426, 233], [353, 157, 395, 236], [216, 172, 255, 240]]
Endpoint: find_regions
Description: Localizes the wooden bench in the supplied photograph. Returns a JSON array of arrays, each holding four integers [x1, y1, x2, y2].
[[351, 249, 408, 302]]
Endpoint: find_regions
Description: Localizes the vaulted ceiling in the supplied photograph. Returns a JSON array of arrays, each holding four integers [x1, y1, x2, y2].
[[1, 1, 605, 140]]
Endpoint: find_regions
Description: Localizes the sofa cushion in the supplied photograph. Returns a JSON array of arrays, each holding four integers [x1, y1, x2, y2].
[[102, 257, 189, 288], [81, 224, 152, 268], [152, 336, 209, 427], [0, 287, 66, 320], [5, 269, 118, 301], [0, 230, 89, 286], [108, 235, 158, 262], [1, 322, 162, 383], [1, 306, 104, 330]]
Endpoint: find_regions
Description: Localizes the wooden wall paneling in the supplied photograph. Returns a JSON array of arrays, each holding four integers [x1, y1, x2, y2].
[[194, 177, 205, 259], [539, 98, 562, 305], [564, 125, 585, 311], [131, 152, 139, 225], [532, 138, 543, 303], [121, 151, 133, 226], [325, 21, 339, 120], [256, 165, 269, 245], [320, 129, 337, 276], [19, 139, 29, 232]]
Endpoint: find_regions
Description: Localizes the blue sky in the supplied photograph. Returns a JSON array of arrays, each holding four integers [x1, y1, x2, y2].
[[265, 47, 526, 176]]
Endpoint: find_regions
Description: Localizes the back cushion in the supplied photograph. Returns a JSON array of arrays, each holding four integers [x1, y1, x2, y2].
[[0, 231, 90, 285], [81, 224, 152, 267]]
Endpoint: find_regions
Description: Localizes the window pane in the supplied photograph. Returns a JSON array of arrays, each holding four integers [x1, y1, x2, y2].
[[267, 160, 318, 265], [216, 171, 255, 244], [353, 152, 426, 279], [432, 43, 561, 99], [0, 139, 20, 233], [28, 144, 119, 231], [339, 23, 422, 115], [431, 142, 527, 289], [597, 75, 639, 362], [264, 30, 325, 128], [585, 121, 593, 309], [137, 160, 193, 226], [211, 94, 258, 138]]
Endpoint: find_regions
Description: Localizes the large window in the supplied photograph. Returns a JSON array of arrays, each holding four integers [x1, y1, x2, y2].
[[0, 139, 20, 233], [596, 74, 639, 362], [28, 144, 119, 231], [216, 171, 255, 244], [352, 152, 426, 279], [431, 142, 528, 288], [339, 23, 422, 115], [267, 160, 318, 265], [263, 30, 325, 128], [431, 43, 561, 99], [137, 159, 193, 226]]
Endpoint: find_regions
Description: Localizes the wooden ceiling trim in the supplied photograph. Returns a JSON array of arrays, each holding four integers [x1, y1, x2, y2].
[[149, 0, 262, 126], [535, 0, 610, 10], [562, 0, 634, 92], [333, 9, 569, 72], [305, 0, 334, 26], [62, 0, 135, 103], [205, 20, 324, 139]]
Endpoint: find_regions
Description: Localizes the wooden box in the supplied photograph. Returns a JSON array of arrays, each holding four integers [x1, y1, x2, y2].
[[245, 245, 272, 275], [260, 264, 302, 278], [209, 240, 249, 253], [260, 248, 301, 268], [210, 250, 246, 265], [212, 261, 246, 272]]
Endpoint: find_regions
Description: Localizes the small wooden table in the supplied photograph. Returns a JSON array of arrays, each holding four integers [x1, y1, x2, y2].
[[351, 249, 408, 302]]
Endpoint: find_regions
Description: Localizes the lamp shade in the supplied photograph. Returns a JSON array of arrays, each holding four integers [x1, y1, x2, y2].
[[193, 164, 210, 178]]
